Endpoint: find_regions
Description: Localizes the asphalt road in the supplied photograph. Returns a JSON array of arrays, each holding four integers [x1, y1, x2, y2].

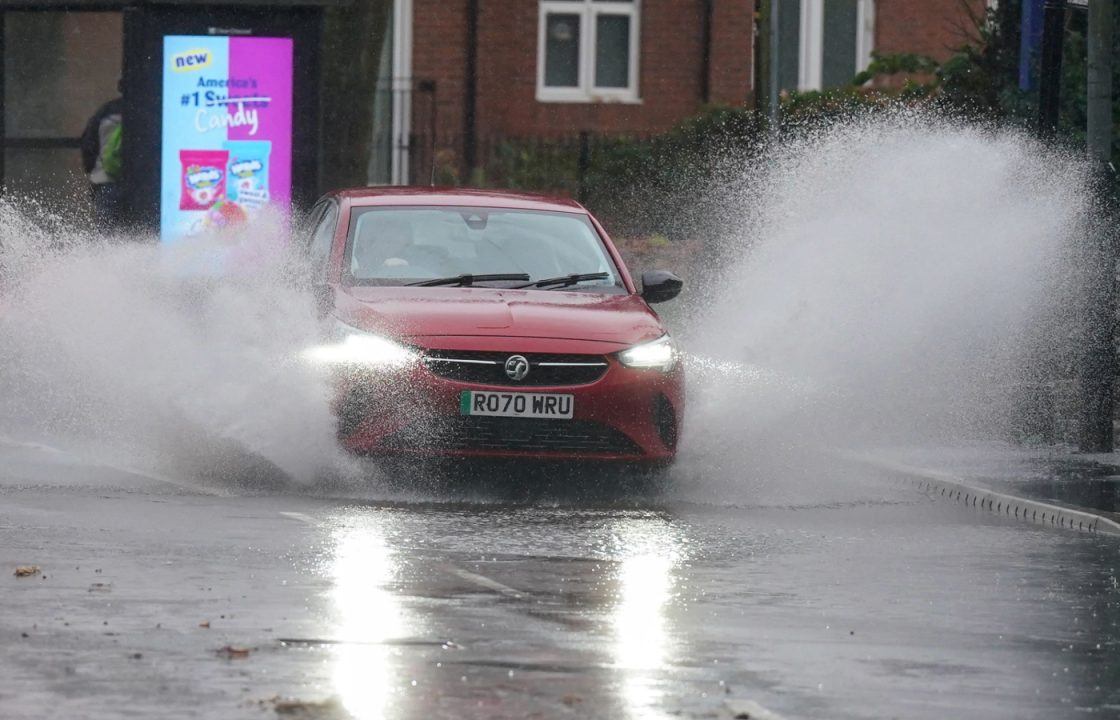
[[2, 441, 1118, 720]]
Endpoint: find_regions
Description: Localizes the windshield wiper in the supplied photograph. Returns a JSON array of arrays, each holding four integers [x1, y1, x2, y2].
[[515, 272, 610, 289], [409, 273, 530, 287]]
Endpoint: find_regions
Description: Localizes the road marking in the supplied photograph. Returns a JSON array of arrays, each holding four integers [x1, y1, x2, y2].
[[0, 433, 202, 492], [0, 435, 67, 454], [278, 511, 319, 526], [276, 511, 524, 599], [446, 566, 524, 599], [837, 451, 1120, 536], [278, 512, 524, 601]]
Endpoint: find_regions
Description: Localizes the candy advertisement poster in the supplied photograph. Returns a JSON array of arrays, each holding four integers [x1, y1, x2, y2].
[[160, 35, 293, 241]]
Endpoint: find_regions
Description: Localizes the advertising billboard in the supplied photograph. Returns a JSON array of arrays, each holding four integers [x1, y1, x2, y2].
[[160, 35, 293, 241]]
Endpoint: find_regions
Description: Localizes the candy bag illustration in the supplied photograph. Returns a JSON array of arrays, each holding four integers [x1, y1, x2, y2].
[[204, 199, 249, 230], [180, 149, 228, 211], [224, 140, 271, 210]]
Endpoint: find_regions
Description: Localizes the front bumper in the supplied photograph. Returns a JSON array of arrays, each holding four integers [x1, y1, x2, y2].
[[334, 343, 684, 463]]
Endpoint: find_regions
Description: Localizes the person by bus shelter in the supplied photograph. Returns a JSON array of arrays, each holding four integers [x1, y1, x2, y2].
[[80, 81, 125, 230]]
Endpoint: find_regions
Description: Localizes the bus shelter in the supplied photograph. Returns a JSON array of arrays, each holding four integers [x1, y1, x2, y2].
[[0, 0, 336, 237]]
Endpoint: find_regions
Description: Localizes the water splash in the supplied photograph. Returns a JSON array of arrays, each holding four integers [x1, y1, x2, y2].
[[0, 205, 351, 486], [0, 112, 1099, 502], [675, 111, 1092, 499]]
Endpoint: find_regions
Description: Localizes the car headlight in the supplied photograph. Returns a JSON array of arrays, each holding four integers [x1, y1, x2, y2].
[[301, 319, 418, 369], [618, 334, 678, 371]]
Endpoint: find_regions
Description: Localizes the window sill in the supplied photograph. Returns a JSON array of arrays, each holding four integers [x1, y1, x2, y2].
[[535, 92, 643, 105]]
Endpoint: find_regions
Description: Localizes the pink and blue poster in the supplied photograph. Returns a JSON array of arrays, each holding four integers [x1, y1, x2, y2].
[[160, 35, 293, 241]]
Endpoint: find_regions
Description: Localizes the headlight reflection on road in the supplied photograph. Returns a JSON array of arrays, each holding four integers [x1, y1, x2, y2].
[[609, 517, 682, 720], [329, 520, 409, 720]]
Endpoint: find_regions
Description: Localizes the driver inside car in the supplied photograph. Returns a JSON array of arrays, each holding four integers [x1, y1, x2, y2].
[[352, 216, 450, 279]]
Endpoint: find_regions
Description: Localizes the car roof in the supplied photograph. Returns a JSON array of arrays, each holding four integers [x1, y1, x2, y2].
[[327, 186, 588, 213]]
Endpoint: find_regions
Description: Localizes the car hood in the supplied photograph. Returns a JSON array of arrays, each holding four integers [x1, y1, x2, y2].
[[337, 286, 664, 349]]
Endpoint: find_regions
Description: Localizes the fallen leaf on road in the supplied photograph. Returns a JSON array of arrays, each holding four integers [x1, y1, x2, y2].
[[724, 699, 787, 720], [198, 621, 210, 628], [14, 566, 40, 577], [216, 645, 251, 659], [269, 696, 346, 718]]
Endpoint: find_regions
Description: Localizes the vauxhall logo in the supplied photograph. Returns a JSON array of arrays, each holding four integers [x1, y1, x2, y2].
[[504, 355, 530, 381]]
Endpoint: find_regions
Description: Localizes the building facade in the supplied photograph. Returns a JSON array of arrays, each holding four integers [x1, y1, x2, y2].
[[0, 0, 989, 202], [400, 0, 986, 185], [406, 0, 752, 183]]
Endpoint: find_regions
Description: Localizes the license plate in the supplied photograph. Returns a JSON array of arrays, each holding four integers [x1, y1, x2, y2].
[[460, 391, 574, 419]]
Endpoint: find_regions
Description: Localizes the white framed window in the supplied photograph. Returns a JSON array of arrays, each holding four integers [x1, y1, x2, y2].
[[777, 0, 874, 92], [537, 0, 640, 103]]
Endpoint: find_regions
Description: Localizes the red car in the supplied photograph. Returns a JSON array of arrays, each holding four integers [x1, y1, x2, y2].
[[301, 187, 684, 466]]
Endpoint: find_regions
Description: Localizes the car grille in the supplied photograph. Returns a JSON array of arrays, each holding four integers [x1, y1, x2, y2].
[[381, 416, 643, 455], [421, 350, 609, 387]]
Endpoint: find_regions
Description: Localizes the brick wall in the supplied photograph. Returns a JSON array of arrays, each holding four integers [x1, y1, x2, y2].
[[411, 0, 989, 178], [708, 0, 754, 105], [412, 0, 754, 177], [874, 0, 987, 62], [412, 0, 471, 143]]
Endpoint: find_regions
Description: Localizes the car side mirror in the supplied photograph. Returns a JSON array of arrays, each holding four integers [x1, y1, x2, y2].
[[640, 270, 683, 304]]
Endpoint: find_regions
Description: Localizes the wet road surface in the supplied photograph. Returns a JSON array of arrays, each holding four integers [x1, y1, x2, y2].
[[2, 442, 1118, 720]]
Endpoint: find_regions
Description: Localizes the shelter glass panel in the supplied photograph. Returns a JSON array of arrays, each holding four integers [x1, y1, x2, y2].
[[4, 12, 122, 139]]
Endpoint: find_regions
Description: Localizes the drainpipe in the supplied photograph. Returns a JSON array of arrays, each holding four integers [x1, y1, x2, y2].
[[391, 0, 414, 185]]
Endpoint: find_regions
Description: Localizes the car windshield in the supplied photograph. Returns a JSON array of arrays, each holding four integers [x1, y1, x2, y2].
[[344, 206, 623, 291]]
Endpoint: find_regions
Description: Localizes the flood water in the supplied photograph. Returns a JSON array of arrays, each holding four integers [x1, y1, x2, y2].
[[1, 114, 1118, 719]]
